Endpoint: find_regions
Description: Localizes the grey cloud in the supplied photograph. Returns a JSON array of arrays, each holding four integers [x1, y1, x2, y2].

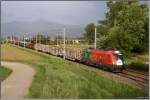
[[2, 1, 106, 26]]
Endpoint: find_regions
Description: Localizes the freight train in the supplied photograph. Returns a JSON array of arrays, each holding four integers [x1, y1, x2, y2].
[[15, 42, 125, 72]]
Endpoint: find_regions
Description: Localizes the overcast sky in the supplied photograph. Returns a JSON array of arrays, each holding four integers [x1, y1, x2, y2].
[[1, 1, 107, 26]]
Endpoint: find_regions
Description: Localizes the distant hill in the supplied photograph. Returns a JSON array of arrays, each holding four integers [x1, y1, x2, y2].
[[1, 20, 85, 38]]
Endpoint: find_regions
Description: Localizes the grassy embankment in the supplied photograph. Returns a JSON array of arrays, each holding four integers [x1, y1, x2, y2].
[[0, 66, 12, 80], [1, 43, 148, 98]]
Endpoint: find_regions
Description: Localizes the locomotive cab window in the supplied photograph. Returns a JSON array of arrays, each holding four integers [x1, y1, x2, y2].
[[113, 53, 123, 61]]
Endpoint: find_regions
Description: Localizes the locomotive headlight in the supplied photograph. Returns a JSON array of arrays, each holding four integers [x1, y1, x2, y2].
[[116, 59, 123, 65], [113, 61, 115, 65], [115, 51, 120, 54]]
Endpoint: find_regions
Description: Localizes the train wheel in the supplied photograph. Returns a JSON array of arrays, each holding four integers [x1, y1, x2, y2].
[[95, 63, 99, 67], [99, 64, 104, 69], [112, 68, 123, 73], [120, 68, 124, 72], [79, 60, 83, 64]]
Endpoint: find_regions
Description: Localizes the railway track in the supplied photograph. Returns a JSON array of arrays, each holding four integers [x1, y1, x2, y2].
[[125, 68, 149, 76], [117, 68, 149, 90], [73, 58, 149, 90]]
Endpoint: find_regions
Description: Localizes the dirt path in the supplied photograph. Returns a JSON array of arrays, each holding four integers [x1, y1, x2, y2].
[[1, 62, 35, 99]]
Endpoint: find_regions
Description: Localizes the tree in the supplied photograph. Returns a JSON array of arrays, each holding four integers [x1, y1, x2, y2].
[[36, 34, 47, 44], [54, 35, 63, 45], [115, 2, 148, 52], [96, 0, 148, 52], [97, 20, 110, 35], [105, 26, 134, 50], [96, 19, 110, 48], [84, 23, 95, 44]]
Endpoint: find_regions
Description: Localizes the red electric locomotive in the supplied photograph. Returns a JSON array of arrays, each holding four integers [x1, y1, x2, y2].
[[90, 49, 124, 72]]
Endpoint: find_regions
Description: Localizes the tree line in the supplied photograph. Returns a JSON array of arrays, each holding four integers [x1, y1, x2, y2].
[[84, 0, 148, 53], [6, 34, 86, 45]]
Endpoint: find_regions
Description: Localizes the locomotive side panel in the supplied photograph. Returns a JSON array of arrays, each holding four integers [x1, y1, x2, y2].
[[90, 49, 123, 71]]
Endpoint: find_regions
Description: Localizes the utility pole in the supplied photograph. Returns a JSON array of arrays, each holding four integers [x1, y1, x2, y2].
[[28, 33, 31, 43], [24, 34, 25, 48], [63, 28, 66, 59], [12, 34, 13, 44], [46, 35, 47, 45], [36, 34, 37, 44], [13, 34, 15, 45], [49, 36, 50, 45], [18, 36, 19, 46], [73, 40, 74, 46], [30, 36, 31, 43], [94, 27, 97, 49], [39, 33, 41, 44], [35, 34, 38, 51], [6, 36, 7, 43], [57, 33, 58, 46], [11, 34, 13, 43]]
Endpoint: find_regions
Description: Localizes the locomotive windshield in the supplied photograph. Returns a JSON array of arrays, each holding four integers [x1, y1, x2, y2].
[[113, 53, 124, 61]]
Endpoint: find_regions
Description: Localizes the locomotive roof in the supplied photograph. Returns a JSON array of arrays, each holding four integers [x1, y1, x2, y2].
[[91, 49, 122, 54]]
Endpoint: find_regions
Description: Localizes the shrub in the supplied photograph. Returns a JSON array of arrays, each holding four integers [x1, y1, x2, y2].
[[129, 60, 148, 71]]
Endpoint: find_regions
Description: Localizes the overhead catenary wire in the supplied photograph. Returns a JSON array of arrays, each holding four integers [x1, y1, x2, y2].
[[24, 34, 25, 48]]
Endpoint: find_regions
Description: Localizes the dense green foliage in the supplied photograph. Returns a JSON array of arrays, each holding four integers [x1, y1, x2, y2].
[[84, 0, 148, 52], [84, 23, 95, 44], [0, 67, 12, 80], [1, 44, 147, 98]]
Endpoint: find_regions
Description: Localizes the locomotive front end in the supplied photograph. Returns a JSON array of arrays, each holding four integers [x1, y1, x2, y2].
[[112, 50, 125, 72]]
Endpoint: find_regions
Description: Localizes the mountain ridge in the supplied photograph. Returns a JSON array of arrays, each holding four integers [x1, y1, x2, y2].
[[1, 20, 85, 38]]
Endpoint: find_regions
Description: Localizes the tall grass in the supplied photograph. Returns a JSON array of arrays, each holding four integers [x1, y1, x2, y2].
[[1, 44, 148, 98]]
